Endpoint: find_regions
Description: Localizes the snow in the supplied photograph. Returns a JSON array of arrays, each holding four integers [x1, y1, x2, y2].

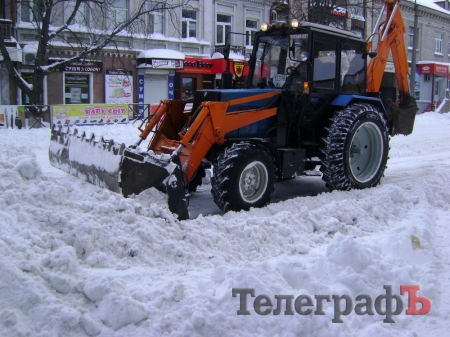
[[405, 0, 450, 14], [137, 49, 185, 60], [1, 112, 450, 336]]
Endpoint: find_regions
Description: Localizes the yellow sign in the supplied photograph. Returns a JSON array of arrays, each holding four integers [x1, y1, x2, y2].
[[234, 61, 244, 78], [52, 104, 129, 126]]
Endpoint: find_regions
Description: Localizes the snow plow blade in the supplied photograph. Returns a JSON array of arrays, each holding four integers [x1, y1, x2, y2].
[[49, 125, 189, 220]]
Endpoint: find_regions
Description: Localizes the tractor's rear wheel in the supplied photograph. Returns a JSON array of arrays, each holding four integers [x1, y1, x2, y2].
[[211, 142, 276, 212], [320, 103, 389, 190]]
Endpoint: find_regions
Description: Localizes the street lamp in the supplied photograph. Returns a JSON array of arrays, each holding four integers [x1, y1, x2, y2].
[[409, 0, 419, 97]]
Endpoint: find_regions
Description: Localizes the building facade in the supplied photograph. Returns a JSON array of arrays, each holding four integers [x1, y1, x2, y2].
[[1, 0, 272, 108], [1, 0, 449, 110], [371, 0, 450, 107]]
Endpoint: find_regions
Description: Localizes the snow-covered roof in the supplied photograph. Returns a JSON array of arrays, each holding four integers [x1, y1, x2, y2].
[[137, 49, 185, 60], [211, 52, 224, 59], [405, 0, 450, 14], [417, 60, 450, 65]]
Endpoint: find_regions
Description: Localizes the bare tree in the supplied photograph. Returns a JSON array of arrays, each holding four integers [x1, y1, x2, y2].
[[0, 0, 190, 105]]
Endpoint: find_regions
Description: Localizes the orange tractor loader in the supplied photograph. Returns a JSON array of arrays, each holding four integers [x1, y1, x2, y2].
[[50, 0, 417, 219]]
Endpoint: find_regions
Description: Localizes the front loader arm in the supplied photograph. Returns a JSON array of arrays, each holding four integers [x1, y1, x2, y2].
[[149, 91, 280, 184], [366, 0, 418, 136], [367, 0, 410, 100]]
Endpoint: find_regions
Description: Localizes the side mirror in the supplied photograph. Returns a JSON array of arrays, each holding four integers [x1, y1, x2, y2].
[[289, 40, 296, 59], [363, 51, 378, 58]]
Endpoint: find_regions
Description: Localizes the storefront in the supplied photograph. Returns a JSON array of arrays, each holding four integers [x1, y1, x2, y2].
[[417, 62, 450, 106], [136, 49, 185, 112], [46, 59, 104, 105], [44, 54, 137, 108]]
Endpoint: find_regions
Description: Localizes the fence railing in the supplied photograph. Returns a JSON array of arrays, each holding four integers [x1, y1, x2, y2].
[[0, 103, 153, 129]]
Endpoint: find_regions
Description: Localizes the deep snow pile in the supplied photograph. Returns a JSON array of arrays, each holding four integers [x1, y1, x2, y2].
[[0, 112, 450, 337]]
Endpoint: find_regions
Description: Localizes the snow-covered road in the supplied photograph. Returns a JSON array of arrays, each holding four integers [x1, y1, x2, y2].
[[1, 112, 449, 337]]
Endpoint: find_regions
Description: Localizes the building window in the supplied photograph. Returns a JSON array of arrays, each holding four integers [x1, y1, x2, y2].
[[435, 33, 443, 54], [313, 40, 338, 90], [64, 73, 91, 104], [65, 1, 89, 26], [182, 9, 197, 38], [20, 0, 41, 23], [271, 10, 277, 23], [408, 26, 414, 48], [110, 0, 128, 27], [216, 14, 231, 45], [0, 0, 6, 18], [245, 19, 258, 46], [448, 39, 450, 55], [147, 4, 164, 34]]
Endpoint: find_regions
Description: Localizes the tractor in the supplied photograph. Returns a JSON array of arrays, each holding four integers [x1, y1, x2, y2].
[[50, 0, 417, 219]]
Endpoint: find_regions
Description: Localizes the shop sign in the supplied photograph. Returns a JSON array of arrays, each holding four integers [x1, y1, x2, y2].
[[418, 63, 450, 76], [331, 6, 347, 17], [435, 65, 449, 76], [234, 61, 245, 78], [179, 58, 249, 76], [50, 59, 103, 72], [138, 75, 145, 118], [197, 60, 213, 68], [150, 59, 183, 69], [52, 104, 129, 126], [105, 70, 133, 104], [65, 74, 89, 85]]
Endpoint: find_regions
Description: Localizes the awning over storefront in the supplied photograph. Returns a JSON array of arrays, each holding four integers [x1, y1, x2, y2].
[[417, 61, 450, 79]]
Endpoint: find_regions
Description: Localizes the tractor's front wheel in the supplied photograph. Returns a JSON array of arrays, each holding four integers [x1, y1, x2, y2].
[[320, 103, 389, 190], [211, 142, 276, 212]]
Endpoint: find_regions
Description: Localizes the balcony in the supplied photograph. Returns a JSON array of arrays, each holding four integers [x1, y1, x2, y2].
[[214, 45, 247, 57], [0, 19, 12, 40]]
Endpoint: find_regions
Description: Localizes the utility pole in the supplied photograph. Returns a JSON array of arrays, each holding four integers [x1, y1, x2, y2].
[[409, 0, 419, 97]]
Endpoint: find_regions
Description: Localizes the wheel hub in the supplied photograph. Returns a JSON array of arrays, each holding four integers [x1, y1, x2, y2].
[[239, 162, 268, 203], [349, 121, 383, 183]]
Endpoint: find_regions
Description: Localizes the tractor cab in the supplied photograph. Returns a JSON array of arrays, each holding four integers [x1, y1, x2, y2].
[[247, 20, 368, 97], [245, 19, 371, 147]]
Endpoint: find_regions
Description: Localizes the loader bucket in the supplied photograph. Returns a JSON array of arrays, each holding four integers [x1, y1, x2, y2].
[[49, 125, 189, 220], [385, 94, 418, 136]]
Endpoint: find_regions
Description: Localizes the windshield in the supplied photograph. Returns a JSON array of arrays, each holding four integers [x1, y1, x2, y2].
[[250, 31, 309, 89]]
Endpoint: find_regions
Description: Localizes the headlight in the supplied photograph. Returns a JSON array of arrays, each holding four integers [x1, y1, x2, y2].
[[260, 22, 268, 31], [300, 51, 309, 62], [290, 19, 299, 28]]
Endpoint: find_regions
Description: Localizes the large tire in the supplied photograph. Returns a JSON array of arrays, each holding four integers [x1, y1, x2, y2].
[[320, 103, 389, 191], [211, 142, 276, 212]]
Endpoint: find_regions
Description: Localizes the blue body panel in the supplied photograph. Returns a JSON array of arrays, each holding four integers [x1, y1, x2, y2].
[[331, 94, 386, 111]]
